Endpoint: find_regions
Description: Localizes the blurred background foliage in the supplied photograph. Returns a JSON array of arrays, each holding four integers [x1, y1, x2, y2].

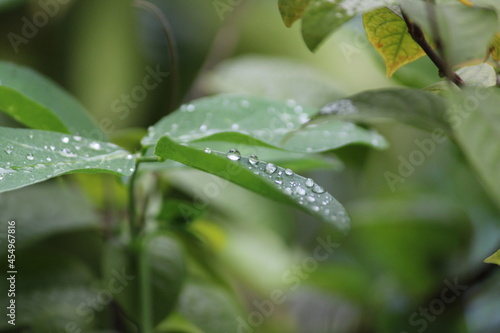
[[0, 0, 499, 332]]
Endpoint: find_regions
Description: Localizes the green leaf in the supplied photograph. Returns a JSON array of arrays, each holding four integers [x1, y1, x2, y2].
[[363, 7, 426, 77], [316, 88, 450, 135], [484, 249, 500, 265], [154, 136, 350, 235], [0, 61, 104, 139], [201, 55, 345, 108], [400, 1, 498, 67], [300, 0, 392, 51], [0, 127, 135, 193], [0, 183, 98, 256], [142, 95, 386, 152], [489, 32, 500, 61], [103, 233, 186, 328], [178, 279, 244, 333], [279, 0, 312, 27], [448, 88, 500, 208]]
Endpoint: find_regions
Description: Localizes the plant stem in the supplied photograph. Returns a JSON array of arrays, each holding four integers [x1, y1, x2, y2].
[[401, 11, 464, 86], [128, 161, 140, 237]]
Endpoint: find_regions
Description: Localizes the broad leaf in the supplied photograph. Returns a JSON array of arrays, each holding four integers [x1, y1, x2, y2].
[[448, 88, 500, 208], [279, 0, 311, 27], [484, 249, 500, 265], [363, 7, 426, 77], [316, 88, 450, 135], [142, 95, 387, 152], [400, 1, 497, 67], [0, 127, 135, 193], [201, 55, 345, 108], [103, 233, 186, 328], [0, 61, 104, 139], [301, 0, 395, 51], [155, 136, 351, 235]]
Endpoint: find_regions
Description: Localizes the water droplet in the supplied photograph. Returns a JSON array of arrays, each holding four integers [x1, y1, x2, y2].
[[275, 180, 283, 185], [312, 205, 320, 212], [204, 147, 212, 154], [73, 135, 82, 141], [28, 133, 34, 139], [231, 123, 239, 131], [312, 185, 325, 194], [26, 153, 35, 161], [285, 168, 294, 176], [226, 149, 241, 161], [61, 136, 70, 143], [4, 145, 13, 155], [306, 196, 316, 203], [249, 155, 259, 165], [0, 175, 3, 181], [200, 124, 207, 131], [34, 164, 45, 169], [89, 142, 101, 150], [294, 187, 306, 196], [130, 167, 135, 172], [265, 163, 277, 174], [284, 187, 293, 195], [305, 178, 314, 188], [117, 168, 123, 173], [187, 104, 195, 112], [46, 157, 52, 162], [61, 148, 77, 157], [126, 154, 134, 160], [49, 145, 56, 151]]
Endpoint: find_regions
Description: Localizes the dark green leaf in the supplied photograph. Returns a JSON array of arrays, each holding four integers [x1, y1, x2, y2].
[[316, 88, 450, 135], [0, 61, 104, 139], [0, 127, 136, 193], [279, 0, 312, 27], [154, 136, 350, 235]]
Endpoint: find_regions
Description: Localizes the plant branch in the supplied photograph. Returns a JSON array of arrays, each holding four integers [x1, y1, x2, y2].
[[401, 11, 464, 87]]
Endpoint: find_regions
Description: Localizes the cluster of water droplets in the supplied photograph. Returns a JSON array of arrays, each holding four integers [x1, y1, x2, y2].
[[203, 147, 348, 226], [0, 132, 136, 185]]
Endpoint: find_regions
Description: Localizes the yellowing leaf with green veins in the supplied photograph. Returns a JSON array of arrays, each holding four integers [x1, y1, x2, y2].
[[484, 249, 500, 265], [363, 7, 426, 77], [489, 32, 500, 61], [278, 0, 311, 27]]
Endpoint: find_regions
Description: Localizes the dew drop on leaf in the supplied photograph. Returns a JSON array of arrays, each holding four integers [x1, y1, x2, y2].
[[226, 148, 241, 161], [285, 168, 294, 176], [61, 136, 70, 143], [26, 153, 35, 161], [305, 178, 314, 188], [249, 155, 259, 165], [89, 142, 101, 150], [204, 147, 212, 154], [265, 163, 277, 174], [4, 146, 13, 155], [312, 185, 325, 194]]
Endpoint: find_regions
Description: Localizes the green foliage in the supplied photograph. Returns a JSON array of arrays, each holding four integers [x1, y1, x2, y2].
[[1, 1, 500, 332]]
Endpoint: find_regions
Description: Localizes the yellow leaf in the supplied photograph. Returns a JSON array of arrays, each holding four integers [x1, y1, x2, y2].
[[457, 0, 473, 6], [363, 7, 426, 77], [278, 0, 311, 27], [489, 32, 500, 61], [484, 249, 500, 266]]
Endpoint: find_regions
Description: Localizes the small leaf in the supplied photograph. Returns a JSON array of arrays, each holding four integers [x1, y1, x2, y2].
[[425, 63, 497, 93], [0, 127, 135, 193], [154, 136, 350, 235], [279, 0, 311, 27], [316, 88, 450, 135], [363, 7, 426, 77], [142, 95, 386, 153], [448, 88, 500, 209], [201, 55, 345, 108], [0, 61, 104, 139], [484, 249, 500, 265], [301, 0, 394, 51]]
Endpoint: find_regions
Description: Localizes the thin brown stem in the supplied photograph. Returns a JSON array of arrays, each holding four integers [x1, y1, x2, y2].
[[401, 11, 464, 86]]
